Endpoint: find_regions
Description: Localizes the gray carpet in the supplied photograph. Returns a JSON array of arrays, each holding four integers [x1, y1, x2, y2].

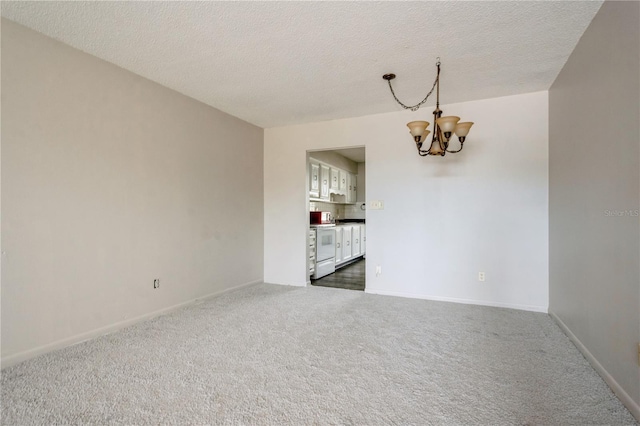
[[1, 283, 637, 425]]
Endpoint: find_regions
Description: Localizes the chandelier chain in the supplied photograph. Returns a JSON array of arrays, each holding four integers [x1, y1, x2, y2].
[[386, 75, 439, 112], [386, 58, 441, 111]]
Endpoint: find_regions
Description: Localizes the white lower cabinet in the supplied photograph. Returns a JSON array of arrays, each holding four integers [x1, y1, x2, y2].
[[352, 225, 361, 257], [342, 226, 352, 263], [360, 224, 366, 256], [335, 224, 365, 267], [335, 227, 343, 264]]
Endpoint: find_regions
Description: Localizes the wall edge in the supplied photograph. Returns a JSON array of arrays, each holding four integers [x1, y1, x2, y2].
[[1, 279, 263, 369], [365, 289, 548, 313], [550, 311, 640, 422]]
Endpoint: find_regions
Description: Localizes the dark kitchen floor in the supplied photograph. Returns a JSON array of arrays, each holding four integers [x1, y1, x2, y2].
[[311, 258, 365, 291]]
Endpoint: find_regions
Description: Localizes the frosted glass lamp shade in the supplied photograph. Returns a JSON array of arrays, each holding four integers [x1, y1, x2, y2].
[[436, 116, 460, 133], [407, 121, 430, 138], [420, 129, 431, 143], [429, 139, 444, 155], [454, 122, 474, 137]]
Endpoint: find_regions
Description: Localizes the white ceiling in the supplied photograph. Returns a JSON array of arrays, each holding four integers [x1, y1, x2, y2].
[[1, 1, 602, 128]]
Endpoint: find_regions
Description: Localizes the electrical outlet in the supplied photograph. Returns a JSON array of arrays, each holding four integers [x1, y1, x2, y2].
[[153, 279, 160, 289], [478, 272, 485, 282], [375, 265, 382, 276]]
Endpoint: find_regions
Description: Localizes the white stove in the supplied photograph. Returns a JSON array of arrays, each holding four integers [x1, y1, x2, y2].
[[310, 224, 336, 279]]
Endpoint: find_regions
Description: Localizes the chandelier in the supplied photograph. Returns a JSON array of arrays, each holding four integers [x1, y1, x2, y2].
[[383, 58, 474, 157]]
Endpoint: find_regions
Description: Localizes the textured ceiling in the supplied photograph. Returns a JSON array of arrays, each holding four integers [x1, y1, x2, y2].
[[1, 1, 602, 128]]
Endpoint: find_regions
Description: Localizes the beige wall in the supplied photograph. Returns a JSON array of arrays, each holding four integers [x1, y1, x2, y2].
[[1, 20, 264, 364], [265, 91, 549, 312], [549, 1, 640, 417]]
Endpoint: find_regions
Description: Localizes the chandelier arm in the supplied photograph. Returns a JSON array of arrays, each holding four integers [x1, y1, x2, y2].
[[415, 143, 429, 156], [415, 142, 431, 156], [445, 144, 464, 154]]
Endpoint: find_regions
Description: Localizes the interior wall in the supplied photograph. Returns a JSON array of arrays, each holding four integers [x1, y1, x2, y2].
[[265, 91, 549, 312], [548, 0, 640, 416], [1, 20, 264, 364]]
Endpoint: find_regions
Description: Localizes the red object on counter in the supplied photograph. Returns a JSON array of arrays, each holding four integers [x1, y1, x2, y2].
[[310, 211, 333, 224]]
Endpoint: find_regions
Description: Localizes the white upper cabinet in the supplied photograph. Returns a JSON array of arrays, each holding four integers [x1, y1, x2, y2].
[[339, 170, 347, 193], [309, 161, 320, 198], [320, 164, 330, 200], [309, 158, 358, 204], [330, 168, 340, 192], [346, 173, 357, 204]]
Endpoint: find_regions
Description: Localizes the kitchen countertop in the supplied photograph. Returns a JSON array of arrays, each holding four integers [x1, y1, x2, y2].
[[335, 219, 365, 224]]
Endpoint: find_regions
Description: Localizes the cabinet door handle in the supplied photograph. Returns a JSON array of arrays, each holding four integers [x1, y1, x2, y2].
[[337, 243, 341, 248], [347, 241, 350, 246], [355, 239, 358, 243], [313, 176, 317, 181], [323, 180, 327, 184]]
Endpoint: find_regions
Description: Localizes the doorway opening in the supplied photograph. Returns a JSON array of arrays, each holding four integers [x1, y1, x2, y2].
[[307, 147, 366, 291]]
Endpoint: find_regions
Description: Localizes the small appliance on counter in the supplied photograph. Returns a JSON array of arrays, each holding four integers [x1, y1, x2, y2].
[[310, 211, 334, 225]]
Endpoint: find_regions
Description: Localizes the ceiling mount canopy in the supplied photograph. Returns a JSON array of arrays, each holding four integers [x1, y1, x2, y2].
[[383, 59, 474, 157]]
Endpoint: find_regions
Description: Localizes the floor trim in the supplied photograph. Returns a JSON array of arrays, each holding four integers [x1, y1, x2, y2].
[[550, 311, 640, 422], [1, 279, 262, 369], [364, 288, 548, 313]]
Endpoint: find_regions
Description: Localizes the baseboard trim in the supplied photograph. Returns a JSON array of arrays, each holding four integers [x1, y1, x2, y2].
[[1, 279, 262, 369], [549, 312, 640, 422], [263, 281, 307, 287], [364, 288, 548, 313]]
